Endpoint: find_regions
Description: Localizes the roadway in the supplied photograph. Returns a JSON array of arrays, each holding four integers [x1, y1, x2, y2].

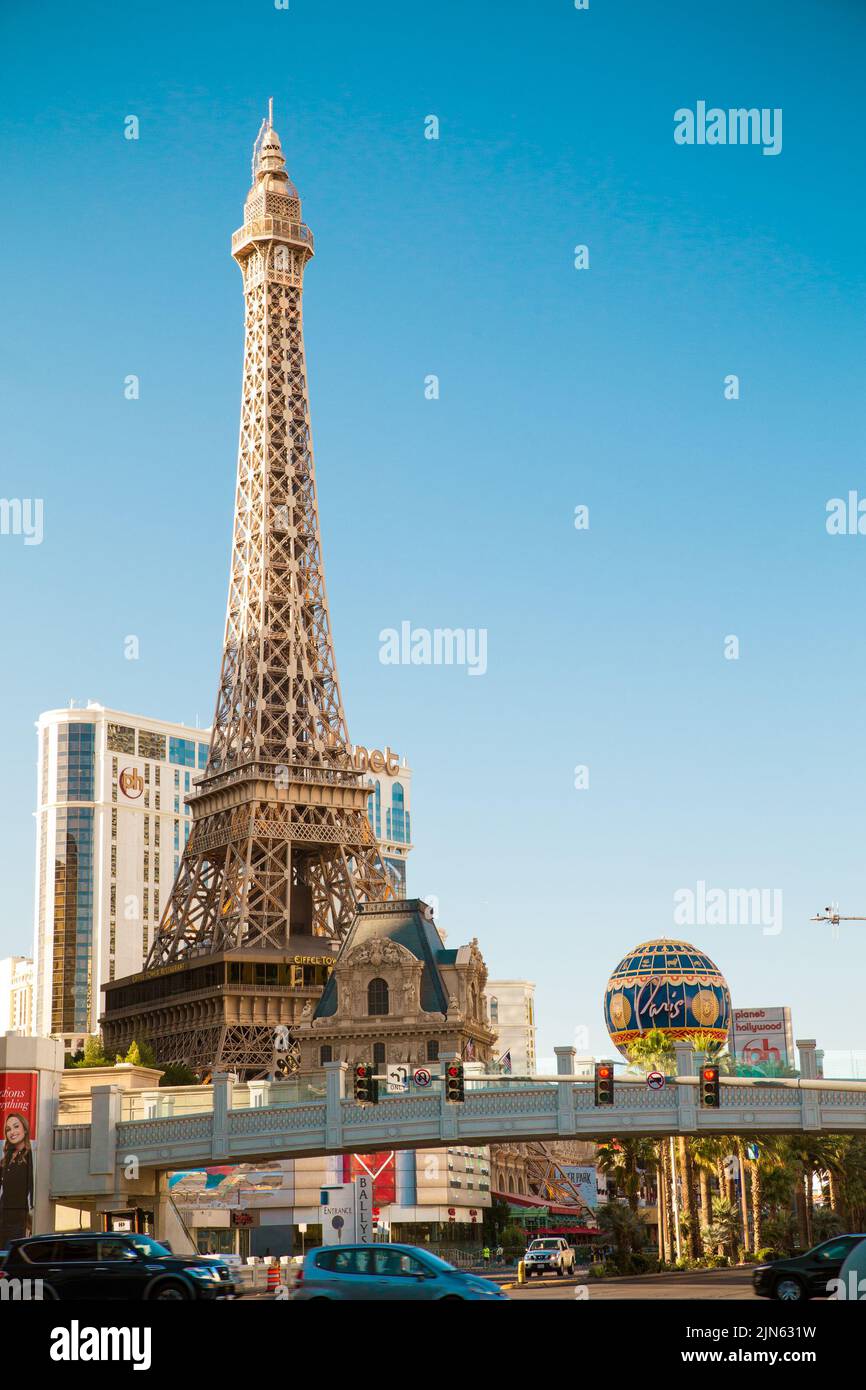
[[506, 1267, 757, 1300], [239, 1267, 758, 1301]]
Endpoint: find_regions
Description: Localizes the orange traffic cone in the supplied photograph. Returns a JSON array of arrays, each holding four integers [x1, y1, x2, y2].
[[267, 1260, 281, 1292]]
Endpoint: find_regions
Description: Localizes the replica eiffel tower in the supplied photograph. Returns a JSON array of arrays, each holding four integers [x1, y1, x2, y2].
[[102, 104, 390, 1077]]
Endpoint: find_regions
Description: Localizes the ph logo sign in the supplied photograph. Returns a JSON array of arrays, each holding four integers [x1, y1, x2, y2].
[[119, 768, 144, 799]]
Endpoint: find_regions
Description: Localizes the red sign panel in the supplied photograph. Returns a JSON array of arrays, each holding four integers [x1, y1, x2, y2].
[[0, 1071, 38, 1141], [343, 1152, 396, 1205]]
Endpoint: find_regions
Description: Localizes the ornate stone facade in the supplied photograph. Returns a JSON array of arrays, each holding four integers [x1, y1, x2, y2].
[[294, 900, 496, 1073]]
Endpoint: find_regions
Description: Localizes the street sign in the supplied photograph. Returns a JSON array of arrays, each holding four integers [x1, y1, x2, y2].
[[387, 1065, 409, 1094], [413, 1066, 432, 1088], [646, 1071, 666, 1091], [745, 1142, 760, 1162]]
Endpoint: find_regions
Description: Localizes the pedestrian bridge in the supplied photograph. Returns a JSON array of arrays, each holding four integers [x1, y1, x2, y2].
[[50, 1063, 866, 1202]]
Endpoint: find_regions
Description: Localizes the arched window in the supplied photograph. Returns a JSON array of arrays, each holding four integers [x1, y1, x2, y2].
[[426, 1039, 439, 1062], [274, 244, 290, 270], [373, 1042, 386, 1066], [367, 977, 389, 1016], [489, 996, 499, 1024], [508, 1175, 515, 1194], [391, 782, 405, 843], [319, 1044, 332, 1066]]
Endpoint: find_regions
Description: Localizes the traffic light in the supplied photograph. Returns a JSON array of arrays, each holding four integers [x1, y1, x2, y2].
[[445, 1061, 465, 1103], [700, 1065, 721, 1108], [354, 1062, 378, 1104], [594, 1061, 614, 1106]]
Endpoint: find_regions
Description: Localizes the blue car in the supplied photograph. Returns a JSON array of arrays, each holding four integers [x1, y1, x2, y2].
[[289, 1244, 508, 1301]]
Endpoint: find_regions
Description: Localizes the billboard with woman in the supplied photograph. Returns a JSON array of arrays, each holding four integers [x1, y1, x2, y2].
[[0, 1072, 38, 1244]]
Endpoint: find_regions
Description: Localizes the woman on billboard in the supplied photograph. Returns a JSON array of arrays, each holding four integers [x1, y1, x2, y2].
[[0, 1112, 34, 1243]]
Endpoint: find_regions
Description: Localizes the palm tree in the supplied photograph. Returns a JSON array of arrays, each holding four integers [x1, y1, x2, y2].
[[691, 1136, 729, 1254], [596, 1137, 657, 1213], [627, 1029, 676, 1073], [595, 1199, 650, 1273], [703, 1196, 741, 1262]]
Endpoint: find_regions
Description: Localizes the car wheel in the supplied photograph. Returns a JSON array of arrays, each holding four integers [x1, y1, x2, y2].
[[439, 1294, 464, 1301], [147, 1279, 192, 1302], [557, 1265, 564, 1277], [774, 1276, 807, 1302], [39, 1283, 59, 1301]]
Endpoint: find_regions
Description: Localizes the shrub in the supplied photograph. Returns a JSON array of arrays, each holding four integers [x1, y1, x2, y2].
[[587, 1263, 607, 1279], [754, 1247, 779, 1263], [159, 1063, 198, 1087]]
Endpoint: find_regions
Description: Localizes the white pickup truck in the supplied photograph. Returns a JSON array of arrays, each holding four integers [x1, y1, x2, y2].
[[523, 1237, 576, 1278]]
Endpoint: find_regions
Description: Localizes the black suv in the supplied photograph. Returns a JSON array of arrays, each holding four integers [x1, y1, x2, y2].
[[753, 1235, 866, 1301], [0, 1232, 234, 1301]]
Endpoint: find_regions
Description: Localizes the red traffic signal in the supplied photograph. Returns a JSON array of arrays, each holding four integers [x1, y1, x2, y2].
[[594, 1060, 615, 1106], [445, 1061, 465, 1102], [354, 1062, 378, 1104], [700, 1065, 720, 1108]]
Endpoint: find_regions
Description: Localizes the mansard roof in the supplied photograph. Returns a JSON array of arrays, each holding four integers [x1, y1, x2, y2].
[[314, 899, 452, 1019]]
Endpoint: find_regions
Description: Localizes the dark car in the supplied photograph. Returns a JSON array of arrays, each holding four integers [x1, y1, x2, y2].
[[289, 1243, 508, 1301], [752, 1235, 866, 1302], [0, 1232, 234, 1301]]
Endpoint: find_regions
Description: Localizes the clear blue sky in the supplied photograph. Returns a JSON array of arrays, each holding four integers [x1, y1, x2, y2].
[[2, 0, 866, 1067]]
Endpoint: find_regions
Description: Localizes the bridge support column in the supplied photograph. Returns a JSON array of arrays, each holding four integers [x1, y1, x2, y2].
[[211, 1073, 231, 1161], [674, 1044, 697, 1132], [556, 1076, 576, 1136], [90, 1085, 122, 1179], [796, 1041, 821, 1129], [324, 1061, 347, 1149], [797, 1039, 818, 1079]]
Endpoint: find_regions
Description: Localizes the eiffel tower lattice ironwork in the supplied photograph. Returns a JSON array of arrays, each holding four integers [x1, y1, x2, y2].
[[101, 107, 390, 1077]]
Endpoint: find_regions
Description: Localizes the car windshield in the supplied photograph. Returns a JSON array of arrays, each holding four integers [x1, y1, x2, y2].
[[413, 1251, 455, 1272], [531, 1240, 560, 1250], [126, 1235, 172, 1258]]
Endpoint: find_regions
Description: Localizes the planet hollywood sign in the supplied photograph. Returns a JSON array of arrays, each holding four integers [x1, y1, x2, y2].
[[326, 734, 401, 776]]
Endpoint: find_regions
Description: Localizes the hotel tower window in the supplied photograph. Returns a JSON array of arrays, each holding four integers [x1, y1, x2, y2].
[[138, 729, 166, 760], [390, 781, 406, 843]]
